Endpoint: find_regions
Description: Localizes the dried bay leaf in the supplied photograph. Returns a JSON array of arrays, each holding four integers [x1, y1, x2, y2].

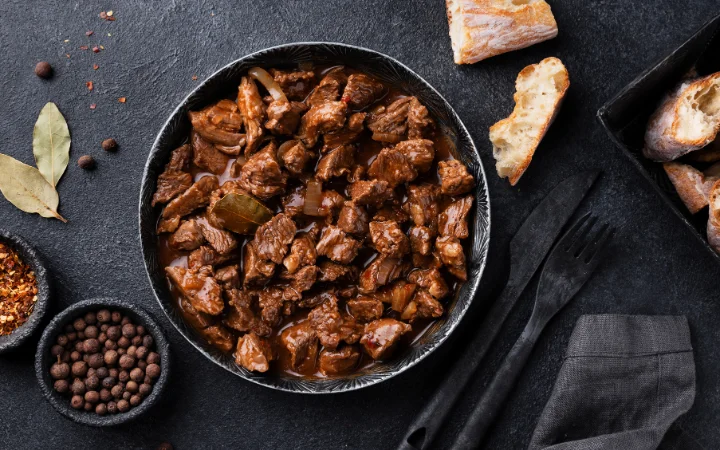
[[210, 192, 272, 234], [0, 153, 66, 222], [33, 102, 71, 187]]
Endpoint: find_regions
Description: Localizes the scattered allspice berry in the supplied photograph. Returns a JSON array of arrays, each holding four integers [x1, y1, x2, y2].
[[78, 155, 96, 170], [101, 138, 118, 152], [34, 61, 53, 79], [157, 442, 174, 450]]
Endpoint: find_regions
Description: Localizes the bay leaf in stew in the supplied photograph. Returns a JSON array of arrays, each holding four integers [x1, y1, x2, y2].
[[210, 192, 273, 234]]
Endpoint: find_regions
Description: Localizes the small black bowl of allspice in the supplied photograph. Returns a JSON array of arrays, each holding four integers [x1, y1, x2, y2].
[[35, 298, 170, 426], [0, 230, 51, 354]]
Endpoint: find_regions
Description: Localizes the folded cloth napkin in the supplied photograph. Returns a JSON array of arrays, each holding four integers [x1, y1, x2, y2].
[[528, 315, 695, 450]]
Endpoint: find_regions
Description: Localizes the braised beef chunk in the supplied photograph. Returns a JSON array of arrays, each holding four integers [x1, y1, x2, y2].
[[348, 179, 392, 207], [270, 68, 316, 101], [342, 73, 384, 109], [436, 235, 467, 280], [298, 290, 336, 309], [279, 264, 318, 297], [404, 184, 440, 232], [188, 102, 246, 147], [409, 226, 433, 256], [162, 175, 219, 221], [396, 139, 435, 173], [438, 160, 475, 196], [257, 287, 286, 327], [318, 346, 361, 376], [277, 140, 314, 176], [254, 213, 296, 264], [347, 296, 384, 322], [412, 252, 443, 271], [359, 255, 408, 293], [323, 112, 366, 152], [196, 216, 239, 255], [308, 296, 362, 350], [374, 280, 417, 313], [283, 234, 317, 274], [188, 245, 233, 269], [317, 261, 358, 283], [224, 289, 271, 337], [297, 101, 348, 147], [307, 67, 348, 107], [337, 201, 369, 235], [369, 220, 410, 258], [243, 241, 275, 286], [236, 333, 274, 372], [191, 130, 230, 175], [318, 190, 346, 218], [368, 146, 417, 188], [178, 296, 212, 330], [367, 97, 412, 143], [169, 219, 205, 251], [201, 325, 235, 353], [373, 205, 409, 224], [316, 225, 361, 264], [237, 76, 266, 155], [215, 265, 240, 290], [439, 195, 473, 239], [401, 289, 444, 322], [265, 100, 307, 135], [408, 268, 449, 299], [152, 144, 193, 207], [280, 321, 318, 369], [361, 318, 412, 360], [316, 144, 355, 181], [238, 142, 289, 200], [408, 97, 434, 139], [347, 164, 366, 183], [166, 266, 224, 315]]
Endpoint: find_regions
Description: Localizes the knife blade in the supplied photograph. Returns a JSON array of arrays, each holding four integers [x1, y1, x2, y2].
[[397, 171, 600, 450]]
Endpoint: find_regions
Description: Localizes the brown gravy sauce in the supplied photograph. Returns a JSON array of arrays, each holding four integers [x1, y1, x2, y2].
[[157, 64, 462, 378]]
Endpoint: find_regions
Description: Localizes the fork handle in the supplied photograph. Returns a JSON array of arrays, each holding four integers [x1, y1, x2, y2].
[[451, 320, 544, 450]]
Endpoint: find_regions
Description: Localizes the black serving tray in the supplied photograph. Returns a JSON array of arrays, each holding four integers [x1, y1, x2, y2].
[[597, 13, 720, 261]]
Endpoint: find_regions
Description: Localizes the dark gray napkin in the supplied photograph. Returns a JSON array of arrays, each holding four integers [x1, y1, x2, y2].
[[528, 315, 695, 450]]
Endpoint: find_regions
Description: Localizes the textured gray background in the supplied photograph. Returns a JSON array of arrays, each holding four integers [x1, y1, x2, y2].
[[0, 0, 718, 449]]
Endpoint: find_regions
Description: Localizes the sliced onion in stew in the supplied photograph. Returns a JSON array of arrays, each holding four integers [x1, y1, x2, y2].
[[248, 67, 288, 102]]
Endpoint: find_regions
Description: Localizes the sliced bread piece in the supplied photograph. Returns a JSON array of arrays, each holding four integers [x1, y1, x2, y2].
[[644, 72, 720, 161], [489, 57, 569, 185], [707, 179, 720, 253], [446, 0, 558, 64], [663, 162, 718, 214]]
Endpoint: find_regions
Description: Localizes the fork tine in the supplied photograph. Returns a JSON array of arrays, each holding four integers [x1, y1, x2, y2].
[[580, 225, 615, 263], [568, 215, 598, 255], [561, 213, 591, 251]]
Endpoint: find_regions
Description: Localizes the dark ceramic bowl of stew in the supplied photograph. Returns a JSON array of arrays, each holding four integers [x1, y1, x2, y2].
[[139, 42, 490, 393]]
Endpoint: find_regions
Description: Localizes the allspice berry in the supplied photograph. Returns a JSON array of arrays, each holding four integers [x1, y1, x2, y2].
[[71, 379, 86, 396], [101, 138, 118, 152], [104, 350, 119, 366], [146, 364, 161, 379], [78, 155, 96, 170], [130, 394, 142, 407], [130, 368, 144, 382], [85, 390, 100, 404], [71, 361, 88, 377], [70, 395, 84, 410], [117, 399, 130, 413], [97, 309, 111, 323], [35, 61, 53, 79], [96, 403, 108, 415], [110, 385, 123, 399], [107, 401, 118, 414], [50, 362, 70, 380], [54, 379, 70, 394], [119, 354, 135, 369]]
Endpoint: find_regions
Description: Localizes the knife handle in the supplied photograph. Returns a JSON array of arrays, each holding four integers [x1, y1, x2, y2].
[[397, 284, 521, 450]]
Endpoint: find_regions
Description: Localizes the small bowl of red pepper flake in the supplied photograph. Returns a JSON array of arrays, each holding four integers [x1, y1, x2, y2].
[[0, 230, 51, 354]]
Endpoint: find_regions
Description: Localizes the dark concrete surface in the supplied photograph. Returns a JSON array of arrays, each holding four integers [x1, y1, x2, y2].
[[0, 1, 718, 449]]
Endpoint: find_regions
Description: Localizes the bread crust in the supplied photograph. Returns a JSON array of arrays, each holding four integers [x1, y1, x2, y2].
[[707, 179, 720, 253], [662, 162, 716, 214], [644, 73, 720, 161], [446, 0, 558, 64], [489, 57, 569, 185]]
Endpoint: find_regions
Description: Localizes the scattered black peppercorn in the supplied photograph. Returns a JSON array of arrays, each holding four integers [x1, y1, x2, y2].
[[101, 138, 118, 152], [78, 155, 96, 170], [34, 61, 53, 79]]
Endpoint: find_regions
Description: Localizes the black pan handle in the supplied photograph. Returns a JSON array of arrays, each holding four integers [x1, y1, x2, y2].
[[450, 319, 543, 450], [397, 285, 520, 450]]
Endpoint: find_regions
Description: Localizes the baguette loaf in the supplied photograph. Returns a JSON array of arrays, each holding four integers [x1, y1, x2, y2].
[[707, 180, 720, 253], [489, 57, 569, 185], [662, 162, 718, 214], [644, 72, 720, 161], [446, 0, 558, 64]]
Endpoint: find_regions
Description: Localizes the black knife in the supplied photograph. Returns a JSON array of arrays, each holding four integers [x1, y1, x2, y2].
[[397, 171, 600, 450]]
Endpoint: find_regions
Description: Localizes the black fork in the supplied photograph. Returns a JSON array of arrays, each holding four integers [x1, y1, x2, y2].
[[451, 214, 615, 450]]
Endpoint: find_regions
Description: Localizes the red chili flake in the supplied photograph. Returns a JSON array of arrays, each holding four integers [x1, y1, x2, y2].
[[92, 46, 100, 53], [0, 242, 38, 336], [341, 95, 351, 104], [93, 64, 99, 70], [86, 30, 94, 36], [79, 45, 89, 51], [191, 75, 198, 81], [90, 103, 97, 110], [118, 97, 127, 103], [86, 81, 94, 91], [107, 16, 116, 21]]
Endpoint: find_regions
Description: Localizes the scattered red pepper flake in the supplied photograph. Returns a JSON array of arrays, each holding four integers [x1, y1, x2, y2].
[[93, 64, 99, 70], [0, 242, 38, 336], [118, 97, 127, 103], [92, 46, 100, 53], [79, 45, 89, 51], [192, 75, 198, 81], [90, 103, 97, 110], [86, 81, 94, 91], [99, 11, 107, 19], [86, 30, 94, 36]]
